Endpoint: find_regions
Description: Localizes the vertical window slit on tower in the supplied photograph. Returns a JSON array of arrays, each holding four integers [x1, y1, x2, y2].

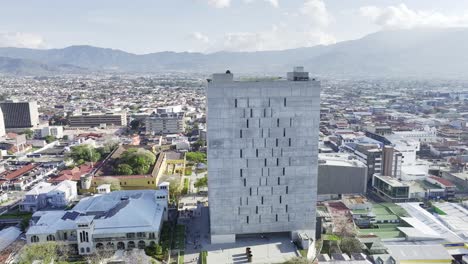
[[243, 178, 246, 187], [279, 195, 282, 204], [277, 118, 280, 127], [256, 149, 259, 157], [290, 118, 292, 127], [286, 186, 289, 194], [284, 98, 286, 106], [240, 169, 243, 177], [247, 216, 249, 224], [276, 158, 279, 166], [286, 204, 288, 212], [249, 187, 252, 196], [235, 99, 238, 108], [240, 197, 242, 205], [247, 119, 249, 128], [276, 138, 278, 147], [240, 130, 243, 138], [250, 108, 253, 117], [256, 206, 258, 214], [289, 138, 291, 146], [283, 167, 285, 175], [264, 158, 267, 166], [261, 196, 264, 204], [240, 149, 243, 158], [276, 214, 278, 222], [278, 177, 280, 185]]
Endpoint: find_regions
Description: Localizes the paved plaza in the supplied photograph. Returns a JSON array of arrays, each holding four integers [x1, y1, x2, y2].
[[205, 235, 299, 264]]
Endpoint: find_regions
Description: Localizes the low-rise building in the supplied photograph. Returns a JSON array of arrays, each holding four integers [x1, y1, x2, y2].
[[317, 154, 367, 200], [19, 180, 77, 212], [372, 175, 410, 202], [40, 126, 64, 139], [26, 187, 169, 255]]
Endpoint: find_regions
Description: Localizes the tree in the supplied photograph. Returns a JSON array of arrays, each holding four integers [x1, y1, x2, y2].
[[114, 148, 156, 175], [22, 129, 34, 139], [339, 237, 362, 255], [116, 164, 133, 175], [85, 248, 114, 264], [69, 145, 101, 163], [45, 135, 56, 143], [17, 242, 71, 264], [169, 179, 182, 202], [194, 175, 208, 189], [186, 152, 206, 164], [130, 120, 142, 130], [191, 140, 205, 151]]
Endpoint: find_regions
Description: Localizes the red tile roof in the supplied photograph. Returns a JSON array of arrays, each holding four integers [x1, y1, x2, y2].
[[429, 176, 456, 187], [49, 164, 94, 183], [3, 164, 38, 180]]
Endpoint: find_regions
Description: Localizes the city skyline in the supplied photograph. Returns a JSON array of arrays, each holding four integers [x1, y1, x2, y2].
[[1, 0, 468, 53]]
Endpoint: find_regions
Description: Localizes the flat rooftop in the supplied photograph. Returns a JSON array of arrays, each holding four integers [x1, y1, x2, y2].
[[205, 234, 299, 264]]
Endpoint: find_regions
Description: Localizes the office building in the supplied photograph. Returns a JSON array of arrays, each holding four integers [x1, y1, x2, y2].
[[0, 101, 39, 128], [207, 67, 320, 244], [381, 146, 403, 178], [0, 107, 5, 138], [146, 112, 185, 134], [346, 144, 382, 186], [69, 112, 127, 127]]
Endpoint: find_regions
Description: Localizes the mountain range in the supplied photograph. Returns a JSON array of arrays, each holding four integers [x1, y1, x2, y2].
[[1, 28, 468, 78]]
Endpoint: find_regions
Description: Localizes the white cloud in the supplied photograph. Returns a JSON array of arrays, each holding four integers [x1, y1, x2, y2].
[[264, 0, 279, 8], [301, 0, 331, 27], [201, 0, 335, 52], [0, 32, 46, 49], [206, 0, 279, 8], [190, 32, 210, 43], [207, 0, 231, 8], [360, 3, 468, 29], [215, 25, 335, 52]]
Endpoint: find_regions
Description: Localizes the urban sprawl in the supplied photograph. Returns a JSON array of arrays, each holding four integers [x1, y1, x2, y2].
[[0, 68, 468, 264]]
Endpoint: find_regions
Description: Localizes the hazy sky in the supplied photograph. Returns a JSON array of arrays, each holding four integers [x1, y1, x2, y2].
[[1, 0, 468, 53]]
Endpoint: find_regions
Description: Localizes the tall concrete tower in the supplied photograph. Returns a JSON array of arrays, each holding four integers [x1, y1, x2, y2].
[[206, 67, 321, 244], [0, 107, 5, 138]]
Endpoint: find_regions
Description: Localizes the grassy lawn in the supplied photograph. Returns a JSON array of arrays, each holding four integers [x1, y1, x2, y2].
[[323, 234, 341, 241], [0, 210, 32, 220], [299, 249, 307, 258], [201, 251, 208, 264], [184, 167, 192, 176], [182, 178, 190, 194], [174, 225, 185, 250], [178, 251, 184, 264]]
